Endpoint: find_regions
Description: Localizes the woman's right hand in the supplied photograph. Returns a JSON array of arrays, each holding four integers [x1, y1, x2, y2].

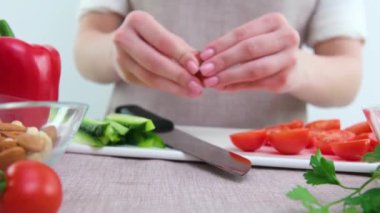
[[112, 11, 203, 97]]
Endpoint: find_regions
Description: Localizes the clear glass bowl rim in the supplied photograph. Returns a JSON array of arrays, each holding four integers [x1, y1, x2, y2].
[[0, 101, 89, 110]]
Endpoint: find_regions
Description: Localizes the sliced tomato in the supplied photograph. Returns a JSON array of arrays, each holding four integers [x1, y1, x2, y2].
[[263, 119, 304, 146], [305, 119, 340, 131], [344, 121, 372, 135], [266, 119, 304, 130], [355, 132, 379, 152], [306, 130, 321, 149], [268, 128, 309, 155], [330, 139, 370, 161], [230, 129, 267, 152], [312, 130, 356, 155]]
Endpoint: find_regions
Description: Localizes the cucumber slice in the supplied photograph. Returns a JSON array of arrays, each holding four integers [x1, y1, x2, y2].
[[106, 113, 155, 132], [80, 117, 109, 137], [75, 130, 104, 147]]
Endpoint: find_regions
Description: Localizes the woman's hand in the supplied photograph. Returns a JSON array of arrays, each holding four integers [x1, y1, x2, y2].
[[113, 11, 203, 97], [199, 13, 300, 93]]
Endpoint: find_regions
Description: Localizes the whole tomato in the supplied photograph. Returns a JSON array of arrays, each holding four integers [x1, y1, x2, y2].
[[0, 160, 62, 213]]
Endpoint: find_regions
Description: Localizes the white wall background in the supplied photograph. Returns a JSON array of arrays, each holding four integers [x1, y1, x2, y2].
[[1, 1, 379, 126]]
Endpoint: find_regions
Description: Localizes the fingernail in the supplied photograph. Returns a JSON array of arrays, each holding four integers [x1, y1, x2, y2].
[[200, 48, 215, 60], [188, 81, 203, 95], [204, 77, 219, 87], [200, 62, 215, 76], [186, 60, 199, 74]]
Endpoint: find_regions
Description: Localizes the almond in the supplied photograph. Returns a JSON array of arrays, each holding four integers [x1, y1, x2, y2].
[[0, 147, 26, 170], [1, 131, 24, 139], [41, 126, 58, 144], [0, 140, 18, 152], [16, 133, 45, 152], [0, 123, 26, 132]]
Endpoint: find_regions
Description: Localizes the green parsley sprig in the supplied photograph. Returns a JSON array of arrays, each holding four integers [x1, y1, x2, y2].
[[287, 148, 380, 213]]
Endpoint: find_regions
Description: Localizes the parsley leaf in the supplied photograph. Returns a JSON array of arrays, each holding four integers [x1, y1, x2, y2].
[[286, 186, 330, 212], [363, 145, 380, 163], [343, 207, 359, 213], [304, 150, 340, 186], [287, 185, 320, 206], [345, 188, 380, 213]]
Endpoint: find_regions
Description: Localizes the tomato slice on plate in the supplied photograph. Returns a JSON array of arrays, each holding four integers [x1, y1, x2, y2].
[[230, 129, 267, 152], [344, 121, 372, 135], [266, 119, 304, 130], [312, 130, 355, 155], [330, 139, 370, 161], [268, 128, 309, 155], [355, 132, 379, 152], [305, 119, 340, 131]]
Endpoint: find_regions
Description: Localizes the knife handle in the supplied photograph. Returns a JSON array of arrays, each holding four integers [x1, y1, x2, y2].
[[115, 105, 174, 133]]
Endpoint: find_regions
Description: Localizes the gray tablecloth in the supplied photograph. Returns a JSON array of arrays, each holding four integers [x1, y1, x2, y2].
[[55, 153, 378, 213]]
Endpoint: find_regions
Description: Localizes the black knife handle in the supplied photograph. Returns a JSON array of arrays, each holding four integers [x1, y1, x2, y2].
[[115, 105, 174, 133]]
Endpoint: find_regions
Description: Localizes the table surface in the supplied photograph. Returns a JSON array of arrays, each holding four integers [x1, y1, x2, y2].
[[55, 153, 379, 213]]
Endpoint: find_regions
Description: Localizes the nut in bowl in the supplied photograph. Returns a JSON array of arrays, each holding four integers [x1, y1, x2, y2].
[[0, 101, 88, 169]]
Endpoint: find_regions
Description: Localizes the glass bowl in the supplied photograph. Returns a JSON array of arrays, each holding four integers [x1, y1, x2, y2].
[[0, 101, 88, 169], [363, 106, 380, 141]]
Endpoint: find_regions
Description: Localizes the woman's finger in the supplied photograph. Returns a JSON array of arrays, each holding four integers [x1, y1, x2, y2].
[[218, 67, 294, 93], [126, 11, 200, 74], [113, 29, 203, 95], [200, 13, 287, 60], [200, 27, 299, 76], [114, 46, 145, 85], [117, 46, 200, 97], [203, 48, 297, 88]]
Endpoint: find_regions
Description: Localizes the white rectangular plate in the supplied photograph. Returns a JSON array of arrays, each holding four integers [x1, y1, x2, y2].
[[67, 126, 380, 173]]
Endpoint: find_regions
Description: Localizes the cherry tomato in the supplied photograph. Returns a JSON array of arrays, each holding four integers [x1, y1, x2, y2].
[[344, 121, 372, 135], [355, 132, 379, 152], [330, 139, 370, 161], [312, 130, 355, 155], [263, 119, 304, 146], [305, 119, 340, 131], [266, 119, 304, 130], [0, 160, 63, 213], [230, 129, 267, 152], [268, 128, 309, 155]]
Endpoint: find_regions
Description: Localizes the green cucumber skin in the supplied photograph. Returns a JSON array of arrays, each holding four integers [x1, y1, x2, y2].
[[76, 114, 165, 149], [109, 121, 129, 135], [106, 113, 155, 132], [75, 130, 104, 148], [80, 117, 109, 137]]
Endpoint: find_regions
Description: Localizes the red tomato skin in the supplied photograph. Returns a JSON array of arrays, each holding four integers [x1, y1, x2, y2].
[[306, 130, 321, 149], [0, 161, 63, 213], [330, 139, 370, 161], [344, 121, 372, 135], [268, 128, 309, 155], [306, 119, 340, 131], [266, 119, 304, 130], [355, 132, 379, 152], [263, 119, 304, 146], [312, 130, 356, 155], [230, 129, 267, 152]]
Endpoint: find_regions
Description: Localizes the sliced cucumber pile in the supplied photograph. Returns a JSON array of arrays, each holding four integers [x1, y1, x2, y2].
[[75, 113, 165, 148]]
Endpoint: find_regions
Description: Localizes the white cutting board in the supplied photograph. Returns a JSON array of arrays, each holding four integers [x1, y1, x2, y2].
[[67, 126, 380, 173]]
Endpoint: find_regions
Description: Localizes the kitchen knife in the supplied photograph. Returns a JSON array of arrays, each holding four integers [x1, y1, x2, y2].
[[116, 105, 251, 176]]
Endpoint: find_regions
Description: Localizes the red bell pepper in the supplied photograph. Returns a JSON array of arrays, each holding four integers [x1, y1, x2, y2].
[[0, 20, 60, 101], [0, 20, 61, 127]]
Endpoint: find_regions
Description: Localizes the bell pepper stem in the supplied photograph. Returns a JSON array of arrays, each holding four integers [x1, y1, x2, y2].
[[0, 170, 6, 195], [0, 20, 15, 37]]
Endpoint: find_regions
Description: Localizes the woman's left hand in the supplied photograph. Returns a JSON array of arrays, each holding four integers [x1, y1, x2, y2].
[[199, 13, 300, 93]]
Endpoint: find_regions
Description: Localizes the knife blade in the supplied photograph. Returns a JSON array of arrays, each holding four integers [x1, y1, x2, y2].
[[116, 105, 251, 176]]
